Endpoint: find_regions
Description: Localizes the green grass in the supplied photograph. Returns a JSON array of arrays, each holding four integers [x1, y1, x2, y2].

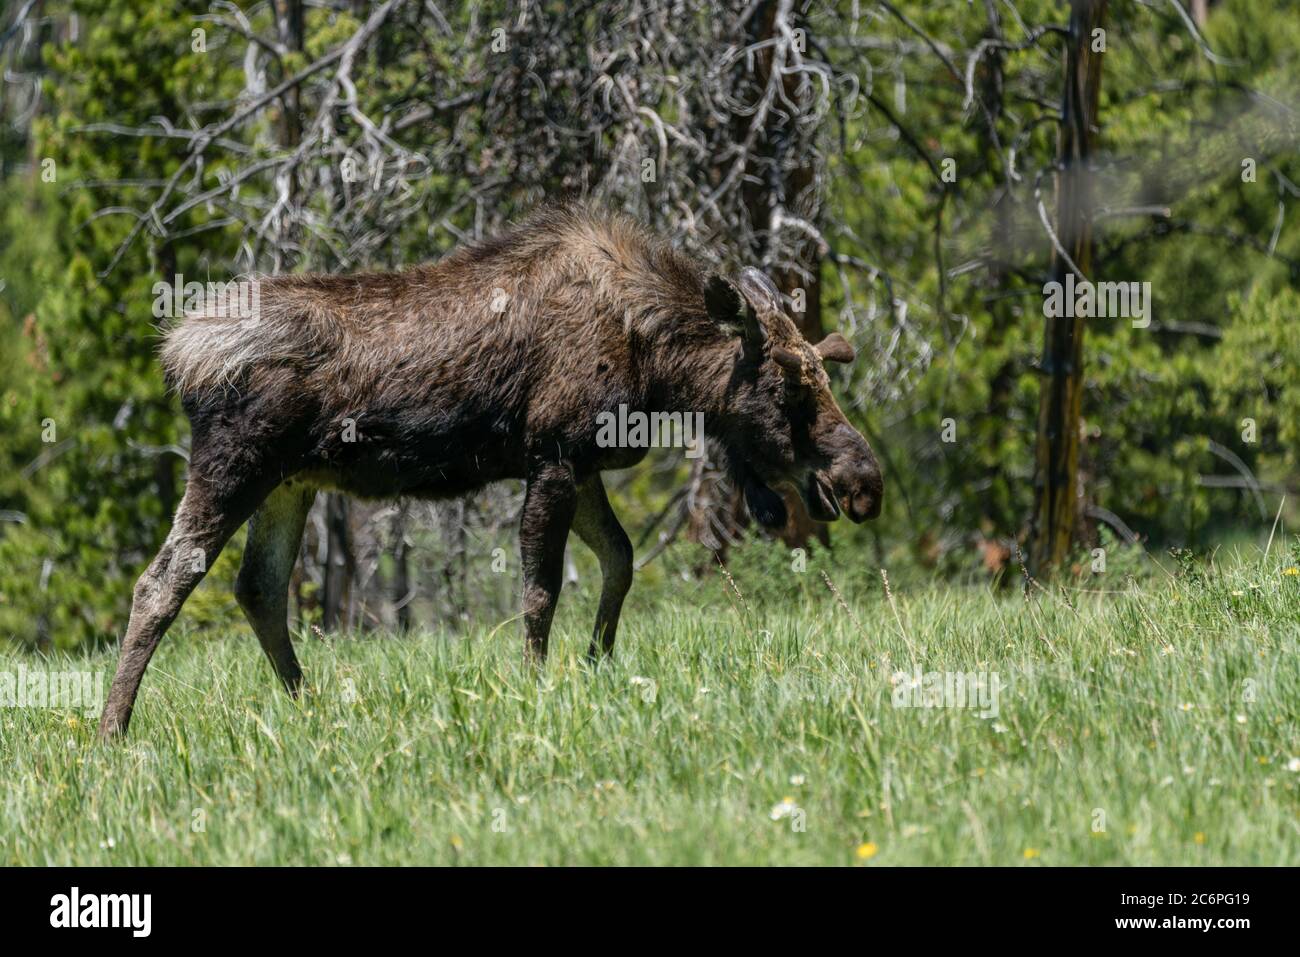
[[1, 542, 1298, 865]]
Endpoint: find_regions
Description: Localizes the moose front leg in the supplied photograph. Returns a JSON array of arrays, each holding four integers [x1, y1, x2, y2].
[[572, 475, 633, 660], [519, 462, 578, 664]]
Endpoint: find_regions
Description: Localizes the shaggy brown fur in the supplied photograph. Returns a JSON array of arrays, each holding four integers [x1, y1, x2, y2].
[[98, 206, 883, 739]]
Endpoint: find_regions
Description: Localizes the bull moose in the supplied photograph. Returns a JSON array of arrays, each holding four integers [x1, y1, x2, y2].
[[98, 206, 883, 739]]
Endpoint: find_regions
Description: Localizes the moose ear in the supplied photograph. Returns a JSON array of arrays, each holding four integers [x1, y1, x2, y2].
[[705, 274, 766, 348], [736, 267, 781, 313], [704, 275, 744, 324], [814, 332, 855, 364]]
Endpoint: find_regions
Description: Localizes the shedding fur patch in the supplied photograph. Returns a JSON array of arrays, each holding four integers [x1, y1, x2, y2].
[[160, 292, 325, 395]]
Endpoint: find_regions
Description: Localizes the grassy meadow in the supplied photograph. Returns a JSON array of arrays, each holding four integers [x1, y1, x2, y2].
[[1, 540, 1297, 866]]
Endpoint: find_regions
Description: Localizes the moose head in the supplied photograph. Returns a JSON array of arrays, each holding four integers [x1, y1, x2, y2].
[[704, 267, 884, 529]]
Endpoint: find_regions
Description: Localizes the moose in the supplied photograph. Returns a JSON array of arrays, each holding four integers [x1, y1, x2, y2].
[[98, 206, 883, 739]]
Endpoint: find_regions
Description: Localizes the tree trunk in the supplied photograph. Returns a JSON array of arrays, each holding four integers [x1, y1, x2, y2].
[[1028, 0, 1108, 577], [322, 494, 355, 630], [390, 503, 412, 632], [274, 0, 304, 147], [978, 0, 1019, 565], [750, 0, 827, 549], [688, 0, 828, 552]]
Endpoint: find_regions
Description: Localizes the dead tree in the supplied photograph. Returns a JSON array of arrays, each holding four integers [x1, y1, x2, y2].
[[1028, 0, 1109, 577]]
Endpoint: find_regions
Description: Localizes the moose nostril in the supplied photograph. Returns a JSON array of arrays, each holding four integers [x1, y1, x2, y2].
[[852, 488, 882, 522]]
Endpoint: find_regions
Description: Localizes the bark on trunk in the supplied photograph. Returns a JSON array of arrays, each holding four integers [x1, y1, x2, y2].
[[688, 0, 828, 552], [1028, 0, 1108, 577], [321, 494, 355, 630]]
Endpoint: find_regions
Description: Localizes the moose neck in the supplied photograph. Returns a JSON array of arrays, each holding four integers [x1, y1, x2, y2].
[[650, 331, 742, 433]]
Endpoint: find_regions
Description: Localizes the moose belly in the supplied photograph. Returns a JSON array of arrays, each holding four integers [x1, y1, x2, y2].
[[301, 407, 526, 501]]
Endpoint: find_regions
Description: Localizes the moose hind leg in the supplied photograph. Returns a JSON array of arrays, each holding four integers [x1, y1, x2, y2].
[[519, 462, 578, 664], [98, 481, 259, 739], [236, 482, 316, 694], [572, 476, 633, 660]]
